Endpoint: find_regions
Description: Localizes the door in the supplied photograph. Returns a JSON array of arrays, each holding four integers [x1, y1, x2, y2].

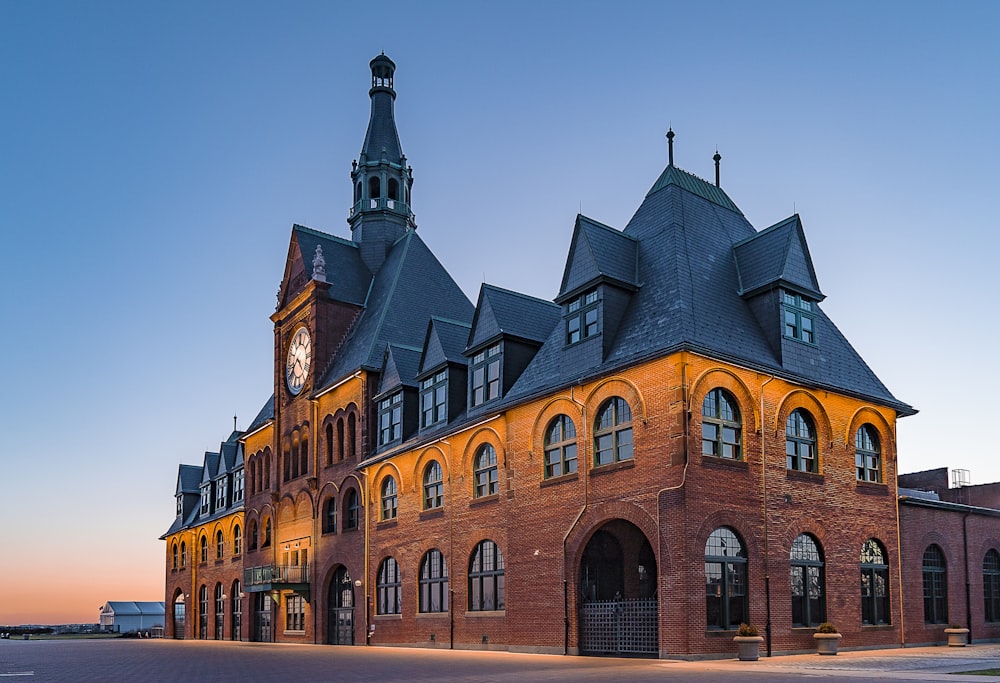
[[328, 566, 355, 645]]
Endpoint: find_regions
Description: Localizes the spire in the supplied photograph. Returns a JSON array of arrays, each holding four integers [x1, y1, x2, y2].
[[360, 53, 403, 163], [666, 128, 675, 166]]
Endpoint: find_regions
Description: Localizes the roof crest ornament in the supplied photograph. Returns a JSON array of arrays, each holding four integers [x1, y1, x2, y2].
[[312, 244, 327, 282], [666, 127, 675, 167]]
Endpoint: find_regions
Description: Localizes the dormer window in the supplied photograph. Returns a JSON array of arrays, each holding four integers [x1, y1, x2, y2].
[[233, 469, 244, 502], [782, 291, 815, 343], [200, 485, 211, 515], [216, 476, 227, 510], [377, 392, 403, 446], [176, 495, 183, 517], [566, 290, 599, 344], [470, 344, 501, 407], [421, 370, 448, 428]]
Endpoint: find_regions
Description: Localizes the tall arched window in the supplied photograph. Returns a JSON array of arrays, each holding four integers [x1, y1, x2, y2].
[[172, 543, 178, 570], [264, 449, 271, 489], [348, 414, 357, 458], [855, 424, 881, 482], [381, 476, 398, 520], [923, 544, 948, 624], [233, 525, 242, 556], [216, 530, 224, 560], [299, 432, 308, 477], [473, 444, 498, 498], [705, 527, 747, 629], [248, 520, 258, 552], [337, 418, 345, 462], [469, 540, 504, 611], [200, 535, 208, 563], [419, 548, 448, 613], [544, 415, 577, 478], [323, 496, 337, 534], [985, 550, 1000, 623], [198, 584, 208, 639], [248, 459, 256, 496], [231, 579, 242, 641], [786, 409, 817, 472], [594, 397, 633, 466], [423, 461, 443, 509], [790, 533, 825, 626], [214, 582, 225, 640], [325, 423, 334, 466], [180, 541, 187, 568], [368, 176, 381, 200], [860, 538, 890, 625], [263, 518, 272, 547], [387, 177, 399, 201], [344, 489, 360, 530], [702, 388, 742, 459], [376, 557, 401, 615]]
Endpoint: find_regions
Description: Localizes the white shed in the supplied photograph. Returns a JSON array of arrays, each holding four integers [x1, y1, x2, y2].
[[99, 601, 165, 633]]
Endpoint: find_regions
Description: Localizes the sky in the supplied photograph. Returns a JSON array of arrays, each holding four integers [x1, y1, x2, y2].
[[1, 1, 998, 625]]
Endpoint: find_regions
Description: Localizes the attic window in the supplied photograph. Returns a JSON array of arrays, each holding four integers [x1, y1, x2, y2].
[[377, 392, 403, 446], [421, 370, 448, 428], [176, 495, 182, 517], [216, 476, 227, 510], [200, 485, 211, 515], [782, 291, 815, 344], [566, 290, 599, 345], [470, 344, 501, 407]]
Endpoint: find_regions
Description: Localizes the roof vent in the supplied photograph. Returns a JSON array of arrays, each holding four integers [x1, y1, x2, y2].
[[952, 468, 970, 488]]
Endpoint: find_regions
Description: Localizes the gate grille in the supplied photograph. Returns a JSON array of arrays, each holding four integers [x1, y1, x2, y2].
[[580, 598, 658, 655]]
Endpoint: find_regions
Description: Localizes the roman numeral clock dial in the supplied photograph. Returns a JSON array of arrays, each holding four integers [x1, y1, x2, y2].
[[285, 326, 312, 395]]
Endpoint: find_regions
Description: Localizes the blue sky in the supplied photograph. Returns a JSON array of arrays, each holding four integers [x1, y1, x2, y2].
[[1, 1, 997, 623]]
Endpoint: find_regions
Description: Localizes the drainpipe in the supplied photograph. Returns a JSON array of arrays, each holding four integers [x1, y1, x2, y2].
[[759, 375, 775, 657], [562, 385, 588, 655], [893, 424, 906, 647], [964, 512, 972, 642]]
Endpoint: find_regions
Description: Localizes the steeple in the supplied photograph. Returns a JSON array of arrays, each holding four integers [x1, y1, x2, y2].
[[349, 53, 415, 273]]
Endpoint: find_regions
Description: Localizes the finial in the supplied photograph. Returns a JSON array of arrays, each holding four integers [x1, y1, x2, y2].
[[713, 150, 722, 187], [233, 414, 237, 432], [312, 244, 327, 282], [666, 128, 675, 166]]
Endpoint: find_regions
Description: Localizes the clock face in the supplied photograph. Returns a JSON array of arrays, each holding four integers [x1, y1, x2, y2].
[[285, 326, 312, 395]]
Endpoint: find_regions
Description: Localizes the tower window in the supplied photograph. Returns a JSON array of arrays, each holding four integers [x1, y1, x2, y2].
[[368, 176, 381, 200], [387, 178, 399, 201]]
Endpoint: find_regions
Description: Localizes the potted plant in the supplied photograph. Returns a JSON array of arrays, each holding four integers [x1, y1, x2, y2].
[[734, 623, 764, 661], [944, 623, 969, 647], [813, 622, 842, 655]]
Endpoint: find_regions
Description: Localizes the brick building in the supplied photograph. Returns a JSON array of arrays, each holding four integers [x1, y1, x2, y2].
[[162, 54, 997, 657]]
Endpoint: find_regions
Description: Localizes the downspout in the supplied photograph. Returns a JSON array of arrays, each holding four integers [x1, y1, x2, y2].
[[311, 396, 319, 644], [362, 468, 371, 645], [893, 424, 906, 647], [562, 385, 588, 655], [760, 374, 775, 658], [439, 439, 454, 649], [964, 512, 972, 642]]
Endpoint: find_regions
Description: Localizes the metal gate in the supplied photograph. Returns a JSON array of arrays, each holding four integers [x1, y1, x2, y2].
[[580, 598, 658, 655]]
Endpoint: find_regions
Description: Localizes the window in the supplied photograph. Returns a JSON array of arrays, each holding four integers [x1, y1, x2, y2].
[[285, 594, 305, 632], [336, 419, 345, 463], [470, 343, 501, 407], [377, 393, 403, 446], [216, 476, 227, 509], [702, 389, 742, 459], [421, 370, 448, 428], [923, 544, 948, 624], [423, 461, 443, 510], [377, 557, 401, 615], [299, 432, 308, 477], [201, 485, 210, 515], [216, 530, 224, 560], [325, 422, 334, 465], [790, 533, 825, 627], [782, 290, 815, 343], [172, 543, 178, 570], [985, 550, 1000, 622], [180, 541, 187, 568], [594, 397, 633, 466], [705, 527, 747, 629], [200, 535, 208, 563], [233, 525, 242, 556], [233, 469, 244, 502], [544, 415, 578, 478], [419, 548, 449, 613], [176, 495, 182, 516], [199, 585, 208, 639], [473, 444, 498, 498], [786, 409, 817, 472], [214, 583, 225, 640], [860, 538, 891, 625], [348, 413, 357, 458], [249, 521, 258, 552], [344, 489, 360, 530], [566, 289, 599, 344], [263, 519, 272, 547], [469, 540, 504, 611], [381, 476, 398, 521], [855, 424, 881, 482], [231, 580, 242, 641], [323, 496, 337, 534]]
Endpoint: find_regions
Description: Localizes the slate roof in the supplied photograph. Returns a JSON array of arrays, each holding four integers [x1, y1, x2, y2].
[[558, 215, 639, 300], [377, 344, 423, 395], [361, 84, 403, 163], [246, 396, 274, 433], [176, 464, 201, 496], [467, 284, 561, 351], [734, 215, 823, 299], [289, 225, 371, 306], [419, 317, 473, 375]]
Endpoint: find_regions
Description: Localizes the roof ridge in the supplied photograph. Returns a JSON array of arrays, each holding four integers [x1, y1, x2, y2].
[[293, 223, 358, 248], [483, 282, 559, 307], [429, 315, 473, 328]]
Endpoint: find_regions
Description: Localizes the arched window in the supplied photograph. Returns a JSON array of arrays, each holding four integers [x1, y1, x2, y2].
[[233, 526, 242, 556], [344, 489, 360, 530], [381, 476, 398, 520], [860, 538, 890, 625], [469, 540, 504, 611], [299, 431, 308, 477], [172, 543, 178, 570], [786, 409, 817, 472], [180, 541, 187, 568], [231, 579, 242, 641], [368, 176, 381, 200], [200, 535, 208, 563], [419, 549, 449, 613], [473, 444, 498, 498], [544, 415, 577, 478], [264, 449, 271, 489], [198, 585, 209, 639], [283, 440, 291, 482], [248, 459, 256, 496], [855, 424, 881, 482], [923, 544, 948, 624], [348, 413, 357, 458], [337, 418, 345, 462], [325, 423, 334, 466], [263, 518, 272, 548], [214, 582, 225, 640], [705, 527, 747, 629], [702, 388, 742, 460], [216, 530, 224, 560], [248, 520, 258, 552], [387, 177, 399, 201], [323, 496, 337, 534], [423, 461, 443, 509], [376, 557, 401, 615], [594, 397, 633, 466], [355, 180, 362, 202], [985, 550, 1000, 622], [790, 533, 825, 626]]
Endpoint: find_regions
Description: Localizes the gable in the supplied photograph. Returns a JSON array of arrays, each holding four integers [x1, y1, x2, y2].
[[734, 215, 823, 300], [558, 215, 639, 300]]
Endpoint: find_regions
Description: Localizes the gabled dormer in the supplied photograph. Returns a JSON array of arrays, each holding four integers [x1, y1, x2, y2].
[[199, 451, 220, 517], [466, 284, 560, 414], [554, 215, 640, 368], [373, 343, 422, 451], [174, 464, 201, 522], [733, 214, 825, 365], [416, 317, 472, 432]]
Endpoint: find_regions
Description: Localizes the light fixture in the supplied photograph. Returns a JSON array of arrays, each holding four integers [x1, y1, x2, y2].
[[354, 579, 362, 587]]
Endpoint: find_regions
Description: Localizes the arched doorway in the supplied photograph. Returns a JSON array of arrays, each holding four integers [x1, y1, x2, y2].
[[172, 591, 185, 639], [327, 566, 355, 645], [578, 520, 658, 656], [252, 593, 272, 642]]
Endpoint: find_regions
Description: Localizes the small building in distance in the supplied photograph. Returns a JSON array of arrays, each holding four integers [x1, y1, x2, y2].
[[99, 601, 165, 634]]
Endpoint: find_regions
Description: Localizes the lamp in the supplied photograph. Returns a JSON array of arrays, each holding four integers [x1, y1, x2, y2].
[[354, 579, 362, 587]]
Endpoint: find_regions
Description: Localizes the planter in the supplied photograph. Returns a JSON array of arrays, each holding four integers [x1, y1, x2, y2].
[[813, 632, 842, 655], [733, 635, 764, 661], [944, 627, 969, 647]]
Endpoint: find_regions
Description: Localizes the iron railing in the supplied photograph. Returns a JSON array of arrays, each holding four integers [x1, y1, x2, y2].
[[243, 564, 309, 587]]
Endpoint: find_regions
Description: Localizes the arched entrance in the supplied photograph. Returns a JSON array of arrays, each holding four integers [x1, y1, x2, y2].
[[578, 520, 658, 656], [172, 591, 185, 639], [327, 566, 355, 645], [252, 593, 272, 642]]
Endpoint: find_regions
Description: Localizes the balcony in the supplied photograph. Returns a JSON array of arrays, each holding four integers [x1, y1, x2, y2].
[[350, 197, 410, 218], [243, 564, 310, 594]]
